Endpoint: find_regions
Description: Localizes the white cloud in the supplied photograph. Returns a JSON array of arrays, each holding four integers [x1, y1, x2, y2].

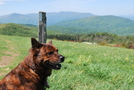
[[0, 0, 27, 5], [0, 2, 5, 4]]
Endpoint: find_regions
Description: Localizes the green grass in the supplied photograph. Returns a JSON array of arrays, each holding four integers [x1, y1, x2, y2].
[[0, 35, 134, 90], [0, 35, 31, 78], [0, 39, 8, 58]]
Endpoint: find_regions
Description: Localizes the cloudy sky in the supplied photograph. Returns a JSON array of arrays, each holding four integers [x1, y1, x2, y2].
[[0, 0, 133, 16]]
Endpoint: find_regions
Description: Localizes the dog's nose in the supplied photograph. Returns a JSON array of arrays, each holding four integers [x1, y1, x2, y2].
[[60, 55, 65, 62]]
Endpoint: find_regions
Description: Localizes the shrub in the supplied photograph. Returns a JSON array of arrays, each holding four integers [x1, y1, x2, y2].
[[98, 41, 109, 46]]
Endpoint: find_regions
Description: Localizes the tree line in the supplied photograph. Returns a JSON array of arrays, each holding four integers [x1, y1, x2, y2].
[[48, 32, 134, 43]]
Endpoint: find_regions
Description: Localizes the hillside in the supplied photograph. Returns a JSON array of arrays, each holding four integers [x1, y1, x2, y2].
[[47, 25, 93, 34], [48, 15, 134, 36], [0, 23, 37, 37], [0, 35, 134, 90], [0, 12, 94, 25], [0, 23, 65, 37]]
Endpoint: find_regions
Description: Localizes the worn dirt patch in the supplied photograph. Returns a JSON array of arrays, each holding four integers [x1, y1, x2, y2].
[[0, 56, 13, 67], [0, 38, 19, 68], [0, 51, 19, 68]]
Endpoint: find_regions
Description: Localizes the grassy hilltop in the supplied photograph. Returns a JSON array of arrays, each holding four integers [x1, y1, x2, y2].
[[0, 35, 134, 90], [0, 23, 37, 37]]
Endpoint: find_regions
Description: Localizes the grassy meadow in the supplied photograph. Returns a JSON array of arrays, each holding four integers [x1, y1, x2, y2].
[[0, 35, 134, 90]]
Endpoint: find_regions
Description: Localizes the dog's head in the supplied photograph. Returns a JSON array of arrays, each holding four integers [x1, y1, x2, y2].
[[31, 38, 65, 70]]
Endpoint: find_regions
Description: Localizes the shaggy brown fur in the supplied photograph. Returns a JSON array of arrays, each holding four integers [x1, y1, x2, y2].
[[0, 38, 65, 90]]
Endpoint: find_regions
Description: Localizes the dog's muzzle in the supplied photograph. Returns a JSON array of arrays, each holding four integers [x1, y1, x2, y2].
[[47, 55, 65, 70]]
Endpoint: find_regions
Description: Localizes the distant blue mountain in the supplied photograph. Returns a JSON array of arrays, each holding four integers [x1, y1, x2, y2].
[[0, 13, 38, 25], [46, 11, 94, 25], [0, 12, 95, 25], [120, 15, 134, 20]]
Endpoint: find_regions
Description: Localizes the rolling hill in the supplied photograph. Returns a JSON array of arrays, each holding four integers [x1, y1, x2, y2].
[[48, 15, 134, 36], [0, 23, 37, 37], [0, 23, 64, 37]]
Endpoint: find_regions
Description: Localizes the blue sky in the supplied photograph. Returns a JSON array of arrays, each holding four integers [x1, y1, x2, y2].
[[0, 0, 133, 16]]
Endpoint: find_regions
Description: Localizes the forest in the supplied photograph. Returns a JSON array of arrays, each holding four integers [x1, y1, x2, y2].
[[48, 32, 134, 44], [48, 33, 134, 48]]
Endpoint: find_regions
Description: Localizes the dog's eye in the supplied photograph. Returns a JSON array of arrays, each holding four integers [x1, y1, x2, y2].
[[47, 52, 54, 55], [56, 50, 58, 52]]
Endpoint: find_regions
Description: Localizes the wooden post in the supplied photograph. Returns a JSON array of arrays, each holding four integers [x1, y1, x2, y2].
[[38, 11, 47, 43]]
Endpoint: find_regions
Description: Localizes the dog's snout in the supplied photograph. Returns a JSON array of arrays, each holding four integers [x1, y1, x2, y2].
[[60, 55, 65, 62]]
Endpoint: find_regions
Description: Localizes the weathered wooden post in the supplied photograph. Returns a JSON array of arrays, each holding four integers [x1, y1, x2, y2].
[[38, 11, 47, 43]]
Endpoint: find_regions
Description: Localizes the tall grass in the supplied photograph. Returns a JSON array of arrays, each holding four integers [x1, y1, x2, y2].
[[0, 35, 134, 90]]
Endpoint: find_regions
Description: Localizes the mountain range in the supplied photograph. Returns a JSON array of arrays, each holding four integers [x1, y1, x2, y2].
[[47, 15, 134, 36], [0, 12, 134, 36], [0, 12, 94, 26], [0, 12, 133, 25]]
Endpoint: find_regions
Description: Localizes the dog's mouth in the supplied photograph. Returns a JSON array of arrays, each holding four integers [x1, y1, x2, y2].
[[45, 56, 65, 70], [47, 61, 62, 70]]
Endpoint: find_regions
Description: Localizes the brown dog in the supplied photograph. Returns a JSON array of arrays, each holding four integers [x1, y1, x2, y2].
[[0, 38, 65, 90]]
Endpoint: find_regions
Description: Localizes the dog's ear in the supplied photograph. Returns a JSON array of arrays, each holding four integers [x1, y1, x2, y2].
[[31, 38, 43, 48], [48, 40, 52, 45]]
